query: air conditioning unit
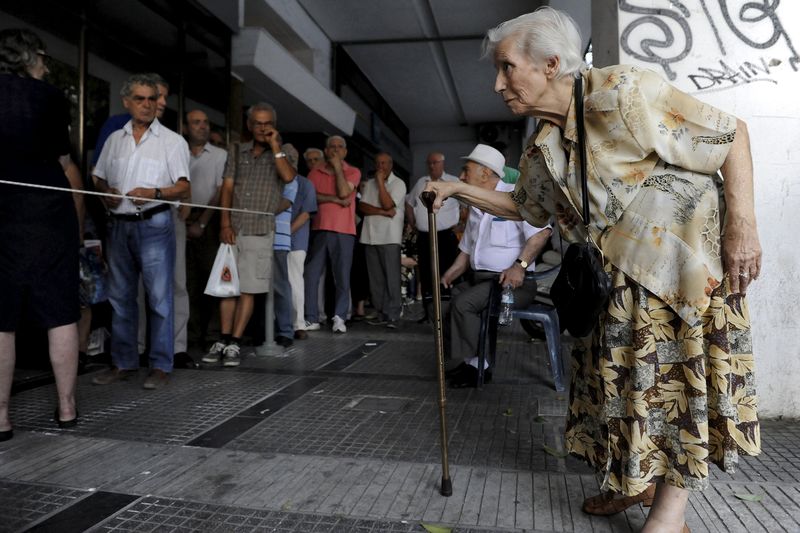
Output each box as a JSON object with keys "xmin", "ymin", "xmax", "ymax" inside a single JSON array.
[{"xmin": 476, "ymin": 122, "xmax": 520, "ymax": 151}]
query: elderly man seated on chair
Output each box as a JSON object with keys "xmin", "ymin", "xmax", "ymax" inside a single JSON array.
[{"xmin": 441, "ymin": 144, "xmax": 551, "ymax": 388}]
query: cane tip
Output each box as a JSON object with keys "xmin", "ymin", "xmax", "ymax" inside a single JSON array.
[{"xmin": 440, "ymin": 477, "xmax": 453, "ymax": 496}]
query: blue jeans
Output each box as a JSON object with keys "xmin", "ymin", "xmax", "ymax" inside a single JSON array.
[
  {"xmin": 107, "ymin": 210, "xmax": 176, "ymax": 372},
  {"xmin": 303, "ymin": 231, "xmax": 355, "ymax": 321}
]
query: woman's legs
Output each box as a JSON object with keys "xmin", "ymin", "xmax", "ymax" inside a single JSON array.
[
  {"xmin": 49, "ymin": 323, "xmax": 78, "ymax": 422},
  {"xmin": 0, "ymin": 332, "xmax": 15, "ymax": 431},
  {"xmin": 641, "ymin": 483, "xmax": 689, "ymax": 532}
]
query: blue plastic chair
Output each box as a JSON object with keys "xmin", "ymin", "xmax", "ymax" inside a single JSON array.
[{"xmin": 475, "ymin": 266, "xmax": 566, "ymax": 392}]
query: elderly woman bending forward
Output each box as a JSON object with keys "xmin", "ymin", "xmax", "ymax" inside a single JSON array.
[{"xmin": 425, "ymin": 7, "xmax": 761, "ymax": 533}]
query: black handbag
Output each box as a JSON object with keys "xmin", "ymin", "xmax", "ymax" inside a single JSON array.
[{"xmin": 550, "ymin": 74, "xmax": 612, "ymax": 337}]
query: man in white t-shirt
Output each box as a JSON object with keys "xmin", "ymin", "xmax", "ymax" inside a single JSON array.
[
  {"xmin": 441, "ymin": 145, "xmax": 551, "ymax": 388},
  {"xmin": 359, "ymin": 153, "xmax": 407, "ymax": 328}
]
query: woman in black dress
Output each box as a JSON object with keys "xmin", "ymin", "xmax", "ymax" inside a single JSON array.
[{"xmin": 0, "ymin": 28, "xmax": 80, "ymax": 440}]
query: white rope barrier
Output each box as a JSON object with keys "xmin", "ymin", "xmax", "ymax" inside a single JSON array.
[{"xmin": 0, "ymin": 179, "xmax": 274, "ymax": 217}]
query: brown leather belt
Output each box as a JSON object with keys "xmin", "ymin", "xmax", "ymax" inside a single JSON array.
[{"xmin": 109, "ymin": 202, "xmax": 171, "ymax": 222}]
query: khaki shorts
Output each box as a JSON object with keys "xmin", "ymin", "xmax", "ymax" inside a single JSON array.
[{"xmin": 234, "ymin": 234, "xmax": 274, "ymax": 294}]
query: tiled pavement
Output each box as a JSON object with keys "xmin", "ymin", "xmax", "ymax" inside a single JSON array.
[{"xmin": 2, "ymin": 310, "xmax": 799, "ymax": 532}]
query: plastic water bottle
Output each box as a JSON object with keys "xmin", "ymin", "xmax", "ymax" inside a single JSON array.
[{"xmin": 498, "ymin": 284, "xmax": 514, "ymax": 326}]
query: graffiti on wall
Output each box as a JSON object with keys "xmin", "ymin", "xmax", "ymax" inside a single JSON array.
[{"xmin": 619, "ymin": 0, "xmax": 799, "ymax": 92}]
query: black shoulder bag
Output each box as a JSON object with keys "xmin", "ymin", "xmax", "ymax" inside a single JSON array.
[{"xmin": 549, "ymin": 74, "xmax": 612, "ymax": 338}]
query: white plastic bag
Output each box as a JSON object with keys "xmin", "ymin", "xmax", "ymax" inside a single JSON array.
[{"xmin": 204, "ymin": 244, "xmax": 240, "ymax": 297}]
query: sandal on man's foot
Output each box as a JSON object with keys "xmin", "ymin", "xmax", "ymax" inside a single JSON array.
[{"xmin": 581, "ymin": 484, "xmax": 655, "ymax": 515}]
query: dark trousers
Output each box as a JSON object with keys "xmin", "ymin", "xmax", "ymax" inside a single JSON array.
[
  {"xmin": 186, "ymin": 218, "xmax": 219, "ymax": 346},
  {"xmin": 449, "ymin": 271, "xmax": 537, "ymax": 360},
  {"xmin": 364, "ymin": 243, "xmax": 402, "ymax": 321},
  {"xmin": 417, "ymin": 229, "xmax": 460, "ymax": 300},
  {"xmin": 304, "ymin": 231, "xmax": 355, "ymax": 321}
]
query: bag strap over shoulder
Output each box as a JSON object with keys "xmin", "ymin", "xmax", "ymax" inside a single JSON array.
[{"xmin": 573, "ymin": 73, "xmax": 589, "ymax": 231}]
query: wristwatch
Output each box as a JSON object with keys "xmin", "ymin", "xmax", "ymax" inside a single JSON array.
[
  {"xmin": 154, "ymin": 188, "xmax": 162, "ymax": 200},
  {"xmin": 515, "ymin": 258, "xmax": 529, "ymax": 268},
  {"xmin": 274, "ymin": 151, "xmax": 287, "ymax": 159}
]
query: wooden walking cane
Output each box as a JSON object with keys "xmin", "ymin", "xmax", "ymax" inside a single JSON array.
[{"xmin": 420, "ymin": 191, "xmax": 453, "ymax": 496}]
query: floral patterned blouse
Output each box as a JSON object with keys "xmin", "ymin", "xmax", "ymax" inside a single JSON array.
[{"xmin": 512, "ymin": 65, "xmax": 737, "ymax": 326}]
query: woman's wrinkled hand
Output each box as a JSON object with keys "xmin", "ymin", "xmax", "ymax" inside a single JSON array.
[
  {"xmin": 422, "ymin": 180, "xmax": 460, "ymax": 213},
  {"xmin": 722, "ymin": 216, "xmax": 761, "ymax": 294}
]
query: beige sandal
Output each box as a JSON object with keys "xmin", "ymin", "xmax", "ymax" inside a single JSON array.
[{"xmin": 581, "ymin": 484, "xmax": 656, "ymax": 515}]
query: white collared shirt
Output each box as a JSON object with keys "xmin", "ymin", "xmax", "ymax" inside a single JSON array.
[
  {"xmin": 189, "ymin": 142, "xmax": 227, "ymax": 206},
  {"xmin": 94, "ymin": 118, "xmax": 190, "ymax": 214},
  {"xmin": 459, "ymin": 181, "xmax": 547, "ymax": 272},
  {"xmin": 360, "ymin": 172, "xmax": 407, "ymax": 245},
  {"xmin": 406, "ymin": 172, "xmax": 461, "ymax": 232}
]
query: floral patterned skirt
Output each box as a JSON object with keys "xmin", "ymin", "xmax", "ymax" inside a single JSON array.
[{"xmin": 564, "ymin": 266, "xmax": 760, "ymax": 496}]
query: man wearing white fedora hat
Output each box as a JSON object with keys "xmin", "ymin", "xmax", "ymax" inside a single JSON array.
[{"xmin": 441, "ymin": 144, "xmax": 551, "ymax": 388}]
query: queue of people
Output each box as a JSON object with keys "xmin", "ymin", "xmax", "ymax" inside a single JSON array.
[{"xmin": 1, "ymin": 5, "xmax": 764, "ymax": 531}]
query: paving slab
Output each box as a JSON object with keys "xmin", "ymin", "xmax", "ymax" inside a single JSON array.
[{"xmin": 2, "ymin": 316, "xmax": 799, "ymax": 532}]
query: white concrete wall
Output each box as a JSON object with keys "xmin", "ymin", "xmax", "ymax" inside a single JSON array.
[
  {"xmin": 245, "ymin": 0, "xmax": 332, "ymax": 86},
  {"xmin": 600, "ymin": 1, "xmax": 800, "ymax": 418}
]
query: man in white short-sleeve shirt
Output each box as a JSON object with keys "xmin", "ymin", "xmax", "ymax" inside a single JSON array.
[
  {"xmin": 183, "ymin": 109, "xmax": 227, "ymax": 350},
  {"xmin": 91, "ymin": 74, "xmax": 190, "ymax": 390},
  {"xmin": 441, "ymin": 145, "xmax": 551, "ymax": 388},
  {"xmin": 359, "ymin": 152, "xmax": 407, "ymax": 328},
  {"xmin": 405, "ymin": 152, "xmax": 463, "ymax": 320}
]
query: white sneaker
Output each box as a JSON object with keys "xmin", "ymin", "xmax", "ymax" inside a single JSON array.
[
  {"xmin": 222, "ymin": 343, "xmax": 241, "ymax": 367},
  {"xmin": 304, "ymin": 321, "xmax": 321, "ymax": 331},
  {"xmin": 202, "ymin": 341, "xmax": 226, "ymax": 363},
  {"xmin": 332, "ymin": 315, "xmax": 347, "ymax": 333}
]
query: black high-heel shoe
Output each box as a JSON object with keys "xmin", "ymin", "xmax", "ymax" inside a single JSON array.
[
  {"xmin": 0, "ymin": 429, "xmax": 12, "ymax": 442},
  {"xmin": 54, "ymin": 408, "xmax": 79, "ymax": 429}
]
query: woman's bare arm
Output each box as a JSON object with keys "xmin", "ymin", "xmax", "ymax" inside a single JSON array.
[
  {"xmin": 719, "ymin": 118, "xmax": 761, "ymax": 294},
  {"xmin": 422, "ymin": 180, "xmax": 522, "ymax": 220}
]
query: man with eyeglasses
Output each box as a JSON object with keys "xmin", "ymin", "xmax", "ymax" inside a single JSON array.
[
  {"xmin": 91, "ymin": 73, "xmax": 170, "ymax": 168},
  {"xmin": 405, "ymin": 152, "xmax": 463, "ymax": 322},
  {"xmin": 88, "ymin": 73, "xmax": 195, "ymax": 368},
  {"xmin": 202, "ymin": 102, "xmax": 296, "ymax": 366},
  {"xmin": 91, "ymin": 74, "xmax": 190, "ymax": 390}
]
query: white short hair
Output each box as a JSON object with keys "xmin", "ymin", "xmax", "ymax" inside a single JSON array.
[
  {"xmin": 247, "ymin": 102, "xmax": 277, "ymax": 125},
  {"xmin": 483, "ymin": 6, "xmax": 585, "ymax": 79},
  {"xmin": 326, "ymin": 135, "xmax": 346, "ymax": 148}
]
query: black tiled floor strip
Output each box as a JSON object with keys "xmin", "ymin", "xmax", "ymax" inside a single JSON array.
[
  {"xmin": 186, "ymin": 377, "xmax": 326, "ymax": 448},
  {"xmin": 317, "ymin": 340, "xmax": 385, "ymax": 371},
  {"xmin": 186, "ymin": 342, "xmax": 386, "ymax": 448},
  {"xmin": 25, "ymin": 491, "xmax": 138, "ymax": 533}
]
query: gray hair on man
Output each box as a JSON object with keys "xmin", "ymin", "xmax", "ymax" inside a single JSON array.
[
  {"xmin": 282, "ymin": 143, "xmax": 299, "ymax": 168},
  {"xmin": 304, "ymin": 147, "xmax": 323, "ymax": 158},
  {"xmin": 482, "ymin": 6, "xmax": 585, "ymax": 79},
  {"xmin": 246, "ymin": 102, "xmax": 277, "ymax": 125},
  {"xmin": 120, "ymin": 73, "xmax": 158, "ymax": 98},
  {"xmin": 326, "ymin": 135, "xmax": 346, "ymax": 148},
  {"xmin": 143, "ymin": 72, "xmax": 169, "ymax": 91}
]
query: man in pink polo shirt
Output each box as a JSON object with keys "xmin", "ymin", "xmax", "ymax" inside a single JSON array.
[{"xmin": 303, "ymin": 135, "xmax": 361, "ymax": 333}]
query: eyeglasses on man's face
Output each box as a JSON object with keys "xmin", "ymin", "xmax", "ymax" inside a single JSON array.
[{"xmin": 130, "ymin": 95, "xmax": 158, "ymax": 104}]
